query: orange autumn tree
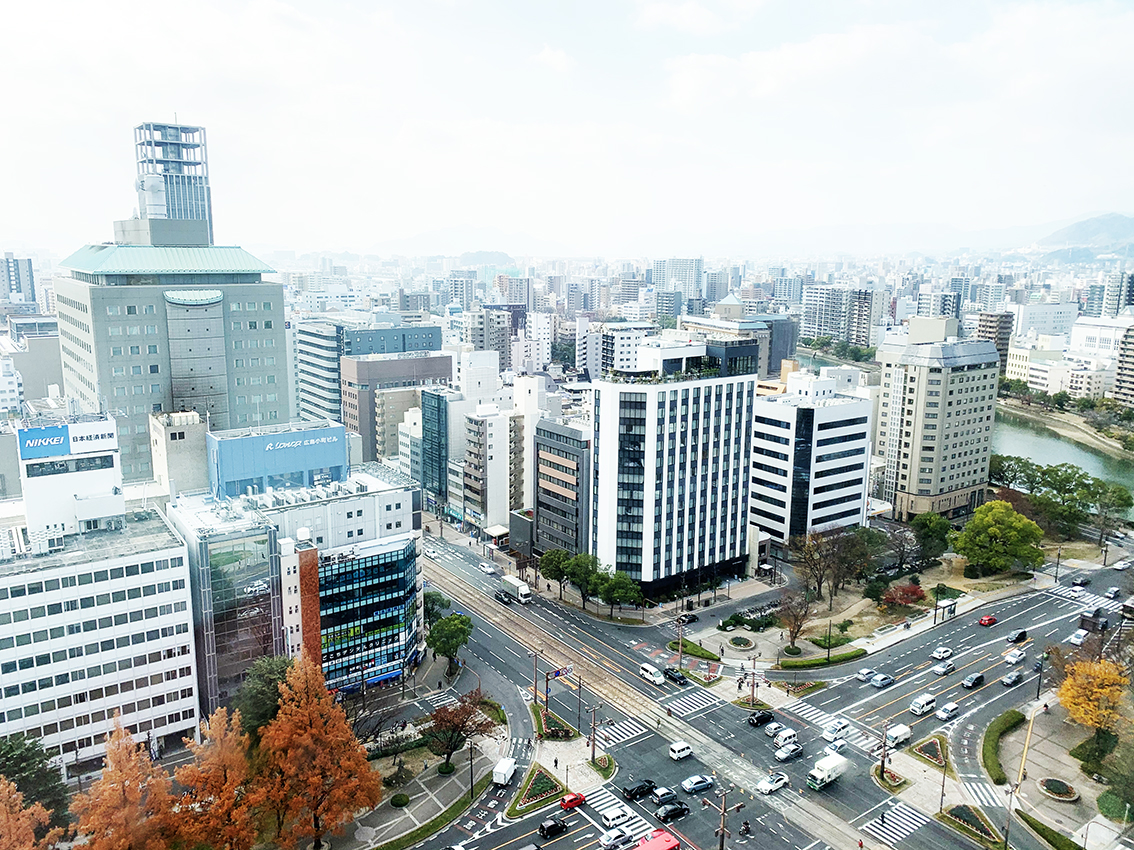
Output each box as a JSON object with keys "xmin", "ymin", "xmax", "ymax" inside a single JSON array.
[
  {"xmin": 175, "ymin": 707, "xmax": 257, "ymax": 850},
  {"xmin": 251, "ymin": 652, "xmax": 382, "ymax": 849},
  {"xmin": 0, "ymin": 775, "xmax": 61, "ymax": 850},
  {"xmin": 71, "ymin": 717, "xmax": 173, "ymax": 850}
]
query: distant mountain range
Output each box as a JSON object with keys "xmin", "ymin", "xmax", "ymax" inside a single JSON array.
[{"xmin": 1033, "ymin": 213, "xmax": 1134, "ymax": 257}]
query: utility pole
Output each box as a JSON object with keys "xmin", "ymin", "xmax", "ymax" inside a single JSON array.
[
  {"xmin": 527, "ymin": 649, "xmax": 543, "ymax": 705},
  {"xmin": 1054, "ymin": 544, "xmax": 1062, "ymax": 582},
  {"xmin": 587, "ymin": 703, "xmax": 603, "ymax": 764},
  {"xmin": 826, "ymin": 619, "xmax": 832, "ymax": 663},
  {"xmin": 701, "ymin": 781, "xmax": 745, "ymax": 850},
  {"xmin": 1035, "ymin": 651, "xmax": 1047, "ymax": 700},
  {"xmin": 749, "ymin": 657, "xmax": 758, "ymax": 708},
  {"xmin": 577, "ymin": 675, "xmax": 583, "ymax": 733},
  {"xmin": 677, "ymin": 619, "xmax": 684, "ymax": 670},
  {"xmin": 468, "ymin": 737, "xmax": 475, "ymax": 802},
  {"xmin": 879, "ymin": 718, "xmax": 890, "ymax": 781}
]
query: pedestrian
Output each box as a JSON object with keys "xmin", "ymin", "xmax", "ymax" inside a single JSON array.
[
  {"xmin": 859, "ymin": 841, "xmax": 864, "ymax": 849},
  {"xmin": 438, "ymin": 680, "xmax": 442, "ymax": 690},
  {"xmin": 880, "ymin": 811, "xmax": 885, "ymax": 826},
  {"xmin": 779, "ymin": 631, "xmax": 784, "ymax": 640},
  {"xmin": 554, "ymin": 758, "xmax": 558, "ymax": 770},
  {"xmin": 657, "ymin": 718, "xmax": 662, "ymax": 729}
]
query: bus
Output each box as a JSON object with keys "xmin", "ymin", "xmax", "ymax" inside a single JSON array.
[
  {"xmin": 637, "ymin": 829, "xmax": 681, "ymax": 850},
  {"xmin": 1122, "ymin": 596, "xmax": 1134, "ymax": 621}
]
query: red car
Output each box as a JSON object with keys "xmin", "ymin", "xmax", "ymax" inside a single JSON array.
[
  {"xmin": 979, "ymin": 615, "xmax": 998, "ymax": 627},
  {"xmin": 560, "ymin": 792, "xmax": 586, "ymax": 810}
]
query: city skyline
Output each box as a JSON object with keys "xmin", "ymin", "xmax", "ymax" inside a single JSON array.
[{"xmin": 2, "ymin": 1, "xmax": 1133, "ymax": 258}]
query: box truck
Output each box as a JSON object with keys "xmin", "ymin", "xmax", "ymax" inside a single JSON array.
[
  {"xmin": 500, "ymin": 575, "xmax": 532, "ymax": 603},
  {"xmin": 886, "ymin": 724, "xmax": 912, "ymax": 748},
  {"xmin": 493, "ymin": 757, "xmax": 517, "ymax": 785},
  {"xmin": 806, "ymin": 754, "xmax": 849, "ymax": 790}
]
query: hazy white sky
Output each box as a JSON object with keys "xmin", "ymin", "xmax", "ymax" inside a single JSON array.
[{"xmin": 3, "ymin": 0, "xmax": 1132, "ymax": 258}]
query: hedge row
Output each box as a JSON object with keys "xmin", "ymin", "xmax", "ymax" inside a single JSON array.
[
  {"xmin": 667, "ymin": 638, "xmax": 721, "ymax": 661},
  {"xmin": 1016, "ymin": 809, "xmax": 1084, "ymax": 850},
  {"xmin": 982, "ymin": 709, "xmax": 1026, "ymax": 785},
  {"xmin": 779, "ymin": 648, "xmax": 867, "ymax": 669}
]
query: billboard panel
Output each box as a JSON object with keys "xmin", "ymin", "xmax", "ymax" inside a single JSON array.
[
  {"xmin": 68, "ymin": 419, "xmax": 118, "ymax": 455},
  {"xmin": 18, "ymin": 425, "xmax": 70, "ymax": 460}
]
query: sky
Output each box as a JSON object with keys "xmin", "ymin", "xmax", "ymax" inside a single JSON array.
[{"xmin": 3, "ymin": 0, "xmax": 1133, "ymax": 260}]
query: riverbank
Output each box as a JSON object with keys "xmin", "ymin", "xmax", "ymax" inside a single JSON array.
[{"xmin": 996, "ymin": 399, "xmax": 1134, "ymax": 461}]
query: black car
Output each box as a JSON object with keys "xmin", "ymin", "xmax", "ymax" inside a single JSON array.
[
  {"xmin": 962, "ymin": 672, "xmax": 985, "ymax": 689},
  {"xmin": 1072, "ymin": 577, "xmax": 1091, "ymax": 587},
  {"xmin": 747, "ymin": 710, "xmax": 775, "ymax": 727},
  {"xmin": 539, "ymin": 817, "xmax": 568, "ymax": 838},
  {"xmin": 493, "ymin": 590, "xmax": 513, "ymax": 604},
  {"xmin": 1007, "ymin": 629, "xmax": 1027, "ymax": 643},
  {"xmin": 664, "ymin": 667, "xmax": 688, "ymax": 686},
  {"xmin": 1002, "ymin": 670, "xmax": 1024, "ymax": 687},
  {"xmin": 622, "ymin": 779, "xmax": 657, "ymax": 801},
  {"xmin": 675, "ymin": 613, "xmax": 700, "ymax": 625},
  {"xmin": 655, "ymin": 801, "xmax": 690, "ymax": 823}
]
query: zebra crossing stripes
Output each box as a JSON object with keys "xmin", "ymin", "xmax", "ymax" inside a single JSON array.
[
  {"xmin": 426, "ymin": 691, "xmax": 457, "ymax": 709},
  {"xmin": 965, "ymin": 782, "xmax": 1004, "ymax": 808},
  {"xmin": 593, "ymin": 719, "xmax": 650, "ymax": 749},
  {"xmin": 783, "ymin": 701, "xmax": 878, "ymax": 753},
  {"xmin": 861, "ymin": 802, "xmax": 931, "ymax": 844},
  {"xmin": 1045, "ymin": 586, "xmax": 1122, "ymax": 613},
  {"xmin": 663, "ymin": 688, "xmax": 723, "ymax": 716},
  {"xmin": 584, "ymin": 787, "xmax": 653, "ymax": 840}
]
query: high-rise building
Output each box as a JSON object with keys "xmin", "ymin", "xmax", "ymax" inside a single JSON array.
[
  {"xmin": 915, "ymin": 291, "xmax": 961, "ymax": 320},
  {"xmin": 653, "ymin": 258, "xmax": 704, "ymax": 300},
  {"xmin": 463, "ymin": 307, "xmax": 512, "ymax": 371},
  {"xmin": 446, "ymin": 271, "xmax": 478, "ymax": 310},
  {"xmin": 1111, "ymin": 310, "xmax": 1134, "ymax": 410},
  {"xmin": 801, "ymin": 286, "xmax": 849, "ymax": 341},
  {"xmin": 574, "ymin": 320, "xmax": 656, "ymax": 379},
  {"xmin": 462, "ymin": 404, "xmax": 523, "ymax": 536},
  {"xmin": 875, "ymin": 323, "xmax": 999, "ymax": 521},
  {"xmin": 1003, "ymin": 302, "xmax": 1079, "ymax": 338},
  {"xmin": 532, "ymin": 417, "xmax": 592, "ymax": 556},
  {"xmin": 1101, "ymin": 272, "xmax": 1134, "ymax": 319},
  {"xmin": 975, "ymin": 312, "xmax": 1014, "ymax": 373},
  {"xmin": 846, "ymin": 289, "xmax": 886, "ymax": 348},
  {"xmin": 134, "ymin": 122, "xmax": 214, "ymax": 245},
  {"xmin": 1, "ymin": 253, "xmax": 35, "ymax": 304}
]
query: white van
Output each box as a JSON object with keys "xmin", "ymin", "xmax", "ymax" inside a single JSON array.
[
  {"xmin": 639, "ymin": 663, "xmax": 664, "ymax": 685},
  {"xmin": 909, "ymin": 694, "xmax": 937, "ymax": 716},
  {"xmin": 773, "ymin": 728, "xmax": 798, "ymax": 748},
  {"xmin": 668, "ymin": 741, "xmax": 692, "ymax": 761}
]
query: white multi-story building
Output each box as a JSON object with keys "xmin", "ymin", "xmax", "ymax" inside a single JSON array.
[
  {"xmin": 397, "ymin": 408, "xmax": 422, "ymax": 482},
  {"xmin": 748, "ymin": 373, "xmax": 872, "ymax": 543},
  {"xmin": 1069, "ymin": 314, "xmax": 1134, "ymax": 358},
  {"xmin": 0, "ymin": 358, "xmax": 23, "ymax": 414},
  {"xmin": 652, "ymin": 258, "xmax": 704, "ymax": 300},
  {"xmin": 801, "ymin": 286, "xmax": 849, "ymax": 341},
  {"xmin": 574, "ymin": 320, "xmax": 656, "ymax": 379},
  {"xmin": 1003, "ymin": 302, "xmax": 1080, "ymax": 338}
]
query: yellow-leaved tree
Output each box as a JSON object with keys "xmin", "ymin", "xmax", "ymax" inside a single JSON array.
[
  {"xmin": 1057, "ymin": 659, "xmax": 1129, "ymax": 735},
  {"xmin": 0, "ymin": 775, "xmax": 61, "ymax": 850}
]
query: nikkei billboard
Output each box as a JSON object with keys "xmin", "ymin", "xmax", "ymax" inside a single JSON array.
[{"xmin": 18, "ymin": 418, "xmax": 118, "ymax": 460}]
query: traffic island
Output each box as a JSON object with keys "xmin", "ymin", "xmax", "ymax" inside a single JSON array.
[
  {"xmin": 982, "ymin": 709, "xmax": 1026, "ymax": 784},
  {"xmin": 1038, "ymin": 777, "xmax": 1080, "ymax": 802},
  {"xmin": 936, "ymin": 804, "xmax": 1003, "ymax": 849},
  {"xmin": 506, "ymin": 762, "xmax": 566, "ymax": 818},
  {"xmin": 588, "ymin": 753, "xmax": 616, "ymax": 780},
  {"xmin": 910, "ymin": 735, "xmax": 956, "ymax": 778},
  {"xmin": 872, "ymin": 764, "xmax": 909, "ymax": 792},
  {"xmin": 667, "ymin": 638, "xmax": 721, "ymax": 661},
  {"xmin": 530, "ymin": 703, "xmax": 579, "ymax": 740}
]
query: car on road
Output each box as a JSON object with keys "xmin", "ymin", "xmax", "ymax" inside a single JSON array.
[
  {"xmin": 979, "ymin": 615, "xmax": 998, "ymax": 627},
  {"xmin": 1007, "ymin": 629, "xmax": 1028, "ymax": 643},
  {"xmin": 479, "ymin": 563, "xmax": 496, "ymax": 575},
  {"xmin": 1068, "ymin": 586, "xmax": 1085, "ymax": 598},
  {"xmin": 599, "ymin": 825, "xmax": 635, "ymax": 848},
  {"xmin": 664, "ymin": 667, "xmax": 688, "ymax": 686},
  {"xmin": 492, "ymin": 590, "xmax": 513, "ymax": 604},
  {"xmin": 931, "ymin": 646, "xmax": 953, "ymax": 660},
  {"xmin": 1005, "ymin": 649, "xmax": 1027, "ymax": 665},
  {"xmin": 936, "ymin": 702, "xmax": 961, "ymax": 721},
  {"xmin": 747, "ymin": 710, "xmax": 775, "ymax": 727},
  {"xmin": 539, "ymin": 818, "xmax": 569, "ymax": 839},
  {"xmin": 1072, "ymin": 577, "xmax": 1091, "ymax": 587},
  {"xmin": 650, "ymin": 787, "xmax": 676, "ymax": 806},
  {"xmin": 1002, "ymin": 670, "xmax": 1024, "ymax": 687},
  {"xmin": 756, "ymin": 772, "xmax": 790, "ymax": 795},
  {"xmin": 932, "ymin": 660, "xmax": 956, "ymax": 676},
  {"xmin": 822, "ymin": 719, "xmax": 850, "ymax": 741},
  {"xmin": 600, "ymin": 806, "xmax": 633, "ymax": 829},
  {"xmin": 1105, "ymin": 587, "xmax": 1122, "ymax": 599},
  {"xmin": 560, "ymin": 792, "xmax": 586, "ymax": 810},
  {"xmin": 1112, "ymin": 560, "xmax": 1130, "ymax": 571},
  {"xmin": 870, "ymin": 673, "xmax": 895, "ymax": 688},
  {"xmin": 424, "ymin": 549, "xmax": 437, "ymax": 558},
  {"xmin": 824, "ymin": 739, "xmax": 849, "ymax": 756},
  {"xmin": 681, "ymin": 775, "xmax": 714, "ymax": 793},
  {"xmin": 856, "ymin": 668, "xmax": 877, "ymax": 682},
  {"xmin": 655, "ymin": 801, "xmax": 690, "ymax": 822},
  {"xmin": 774, "ymin": 743, "xmax": 804, "ymax": 762},
  {"xmin": 1069, "ymin": 629, "xmax": 1089, "ymax": 646},
  {"xmin": 622, "ymin": 779, "xmax": 656, "ymax": 801},
  {"xmin": 764, "ymin": 722, "xmax": 785, "ymax": 738},
  {"xmin": 962, "ymin": 672, "xmax": 985, "ymax": 689},
  {"xmin": 675, "ymin": 613, "xmax": 700, "ymax": 625}
]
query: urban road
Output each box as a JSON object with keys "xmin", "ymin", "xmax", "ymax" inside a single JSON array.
[{"xmin": 410, "ymin": 533, "xmax": 1131, "ymax": 850}]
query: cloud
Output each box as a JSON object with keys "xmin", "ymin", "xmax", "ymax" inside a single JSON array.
[
  {"xmin": 635, "ymin": 1, "xmax": 723, "ymax": 34},
  {"xmin": 533, "ymin": 44, "xmax": 575, "ymax": 73}
]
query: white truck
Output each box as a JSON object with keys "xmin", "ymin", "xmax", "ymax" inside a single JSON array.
[
  {"xmin": 500, "ymin": 575, "xmax": 532, "ymax": 603},
  {"xmin": 493, "ymin": 757, "xmax": 517, "ymax": 785},
  {"xmin": 886, "ymin": 724, "xmax": 912, "ymax": 749},
  {"xmin": 806, "ymin": 754, "xmax": 849, "ymax": 790}
]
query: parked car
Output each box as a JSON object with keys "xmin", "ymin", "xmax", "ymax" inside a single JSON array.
[
  {"xmin": 560, "ymin": 792, "xmax": 586, "ymax": 810},
  {"xmin": 1004, "ymin": 649, "xmax": 1027, "ymax": 665},
  {"xmin": 664, "ymin": 667, "xmax": 688, "ymax": 686},
  {"xmin": 681, "ymin": 775, "xmax": 714, "ymax": 793},
  {"xmin": 1002, "ymin": 670, "xmax": 1024, "ymax": 687},
  {"xmin": 493, "ymin": 590, "xmax": 513, "ymax": 604},
  {"xmin": 650, "ymin": 787, "xmax": 676, "ymax": 806},
  {"xmin": 539, "ymin": 818, "xmax": 568, "ymax": 839},
  {"xmin": 747, "ymin": 710, "xmax": 775, "ymax": 727},
  {"xmin": 756, "ymin": 772, "xmax": 790, "ymax": 795},
  {"xmin": 979, "ymin": 615, "xmax": 998, "ymax": 627},
  {"xmin": 936, "ymin": 702, "xmax": 961, "ymax": 721},
  {"xmin": 764, "ymin": 722, "xmax": 785, "ymax": 738},
  {"xmin": 931, "ymin": 646, "xmax": 953, "ymax": 660},
  {"xmin": 962, "ymin": 672, "xmax": 985, "ymax": 689},
  {"xmin": 932, "ymin": 660, "xmax": 955, "ymax": 676},
  {"xmin": 870, "ymin": 673, "xmax": 895, "ymax": 688},
  {"xmin": 622, "ymin": 779, "xmax": 657, "ymax": 801},
  {"xmin": 655, "ymin": 801, "xmax": 690, "ymax": 822},
  {"xmin": 774, "ymin": 743, "xmax": 804, "ymax": 762},
  {"xmin": 824, "ymin": 739, "xmax": 849, "ymax": 756},
  {"xmin": 856, "ymin": 668, "xmax": 877, "ymax": 682}
]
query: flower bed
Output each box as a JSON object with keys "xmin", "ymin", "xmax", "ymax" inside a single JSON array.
[
  {"xmin": 773, "ymin": 681, "xmax": 826, "ymax": 697},
  {"xmin": 518, "ymin": 767, "xmax": 561, "ymax": 807},
  {"xmin": 589, "ymin": 754, "xmax": 615, "ymax": 780},
  {"xmin": 914, "ymin": 737, "xmax": 946, "ymax": 767},
  {"xmin": 729, "ymin": 636, "xmax": 754, "ymax": 648},
  {"xmin": 872, "ymin": 765, "xmax": 907, "ymax": 791},
  {"xmin": 944, "ymin": 805, "xmax": 1000, "ymax": 842},
  {"xmin": 1038, "ymin": 778, "xmax": 1079, "ymax": 801}
]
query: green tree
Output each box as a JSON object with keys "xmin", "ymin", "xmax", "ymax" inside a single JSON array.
[
  {"xmin": 1015, "ymin": 457, "xmax": 1044, "ymax": 493},
  {"xmin": 233, "ymin": 655, "xmax": 294, "ymax": 740},
  {"xmin": 598, "ymin": 571, "xmax": 642, "ymax": 618},
  {"xmin": 1084, "ymin": 478, "xmax": 1134, "ymax": 546},
  {"xmin": 540, "ymin": 549, "xmax": 571, "ymax": 600},
  {"xmin": 1051, "ymin": 391, "xmax": 1071, "ymax": 411},
  {"xmin": 567, "ymin": 554, "xmax": 602, "ymax": 611},
  {"xmin": 423, "ymin": 590, "xmax": 451, "ymax": 628},
  {"xmin": 426, "ymin": 613, "xmax": 473, "ymax": 676},
  {"xmin": 0, "ymin": 734, "xmax": 70, "ymax": 834},
  {"xmin": 988, "ymin": 454, "xmax": 1023, "ymax": 488},
  {"xmin": 910, "ymin": 512, "xmax": 950, "ymax": 566},
  {"xmin": 1074, "ymin": 396, "xmax": 1098, "ymax": 413},
  {"xmin": 1031, "ymin": 462, "xmax": 1093, "ymax": 538},
  {"xmin": 658, "ymin": 316, "xmax": 677, "ymax": 330},
  {"xmin": 951, "ymin": 500, "xmax": 1044, "ymax": 576}
]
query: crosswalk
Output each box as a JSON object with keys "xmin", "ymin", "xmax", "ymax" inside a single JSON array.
[
  {"xmin": 965, "ymin": 781, "xmax": 1005, "ymax": 808},
  {"xmin": 593, "ymin": 719, "xmax": 650, "ymax": 749},
  {"xmin": 425, "ymin": 690, "xmax": 458, "ymax": 709},
  {"xmin": 861, "ymin": 802, "xmax": 931, "ymax": 844},
  {"xmin": 783, "ymin": 700, "xmax": 880, "ymax": 754},
  {"xmin": 1045, "ymin": 585, "xmax": 1122, "ymax": 613},
  {"xmin": 584, "ymin": 786, "xmax": 653, "ymax": 841},
  {"xmin": 663, "ymin": 688, "xmax": 724, "ymax": 717}
]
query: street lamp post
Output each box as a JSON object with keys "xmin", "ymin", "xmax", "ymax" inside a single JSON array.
[
  {"xmin": 527, "ymin": 649, "xmax": 543, "ymax": 706},
  {"xmin": 586, "ymin": 704, "xmax": 604, "ymax": 764},
  {"xmin": 826, "ymin": 619, "xmax": 832, "ymax": 663},
  {"xmin": 468, "ymin": 737, "xmax": 475, "ymax": 802},
  {"xmin": 939, "ymin": 740, "xmax": 948, "ymax": 813},
  {"xmin": 1003, "ymin": 781, "xmax": 1019, "ymax": 850},
  {"xmin": 1035, "ymin": 652, "xmax": 1048, "ymax": 701},
  {"xmin": 701, "ymin": 782, "xmax": 745, "ymax": 850},
  {"xmin": 1102, "ymin": 542, "xmax": 1110, "ymax": 568}
]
